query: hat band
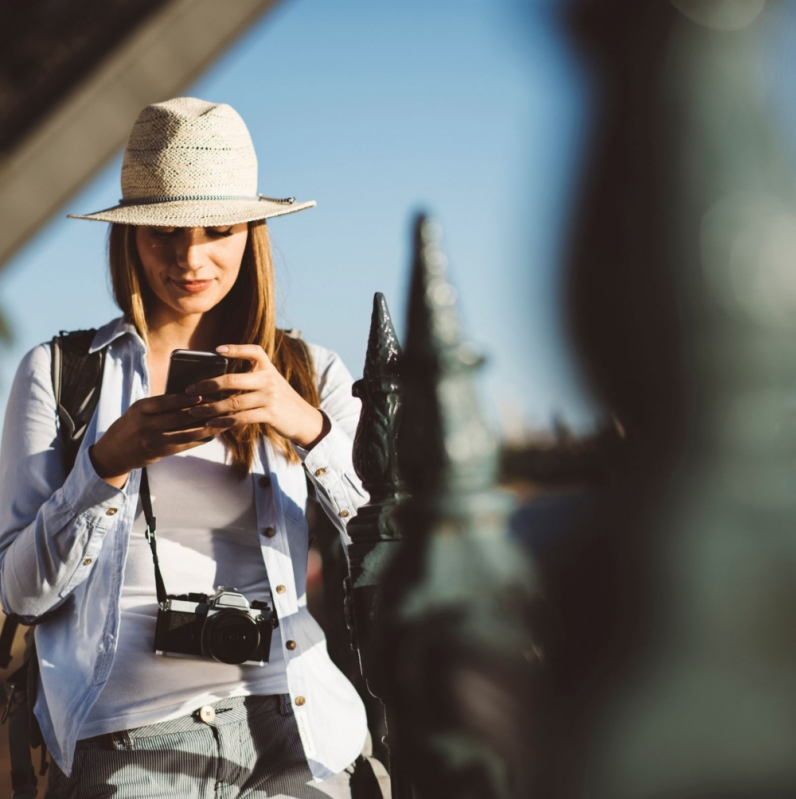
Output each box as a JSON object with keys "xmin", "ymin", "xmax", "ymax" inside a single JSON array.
[{"xmin": 119, "ymin": 194, "xmax": 296, "ymax": 206}]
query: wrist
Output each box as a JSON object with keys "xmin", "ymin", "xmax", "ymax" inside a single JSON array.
[
  {"xmin": 292, "ymin": 408, "xmax": 329, "ymax": 451},
  {"xmin": 89, "ymin": 444, "xmax": 130, "ymax": 489}
]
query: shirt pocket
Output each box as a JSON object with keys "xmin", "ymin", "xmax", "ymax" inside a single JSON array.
[
  {"xmin": 283, "ymin": 512, "xmax": 310, "ymax": 600},
  {"xmin": 282, "ymin": 494, "xmax": 307, "ymax": 523},
  {"xmin": 280, "ymin": 470, "xmax": 309, "ymax": 523}
]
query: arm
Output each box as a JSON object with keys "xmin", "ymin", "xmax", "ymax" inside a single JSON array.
[
  {"xmin": 0, "ymin": 342, "xmax": 232, "ymax": 621},
  {"xmin": 0, "ymin": 344, "xmax": 127, "ymax": 621},
  {"xmin": 294, "ymin": 345, "xmax": 368, "ymax": 541}
]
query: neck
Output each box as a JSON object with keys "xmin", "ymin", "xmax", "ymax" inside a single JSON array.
[{"xmin": 146, "ymin": 307, "xmax": 222, "ymax": 357}]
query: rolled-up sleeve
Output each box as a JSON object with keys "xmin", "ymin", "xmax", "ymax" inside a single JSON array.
[
  {"xmin": 293, "ymin": 345, "xmax": 368, "ymax": 542},
  {"xmin": 0, "ymin": 344, "xmax": 127, "ymax": 621}
]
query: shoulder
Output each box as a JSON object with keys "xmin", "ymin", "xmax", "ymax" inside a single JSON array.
[
  {"xmin": 14, "ymin": 342, "xmax": 53, "ymax": 386},
  {"xmin": 24, "ymin": 341, "xmax": 53, "ymax": 371},
  {"xmin": 303, "ymin": 340, "xmax": 343, "ymax": 371},
  {"xmin": 25, "ymin": 317, "xmax": 129, "ymax": 363},
  {"xmin": 302, "ymin": 341, "xmax": 356, "ymax": 391},
  {"xmin": 5, "ymin": 343, "xmax": 56, "ymax": 424},
  {"xmin": 12, "ymin": 315, "xmax": 128, "ymax": 395},
  {"xmin": 279, "ymin": 331, "xmax": 353, "ymax": 384}
]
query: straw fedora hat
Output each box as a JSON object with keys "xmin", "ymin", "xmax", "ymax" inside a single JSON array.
[{"xmin": 68, "ymin": 97, "xmax": 315, "ymax": 227}]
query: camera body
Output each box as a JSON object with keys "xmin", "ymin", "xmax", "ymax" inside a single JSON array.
[{"xmin": 154, "ymin": 587, "xmax": 278, "ymax": 666}]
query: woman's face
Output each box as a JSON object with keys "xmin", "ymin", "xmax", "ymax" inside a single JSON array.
[{"xmin": 135, "ymin": 224, "xmax": 249, "ymax": 323}]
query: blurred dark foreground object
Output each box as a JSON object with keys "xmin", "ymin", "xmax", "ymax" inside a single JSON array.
[
  {"xmin": 542, "ymin": 1, "xmax": 796, "ymax": 797},
  {"xmin": 372, "ymin": 217, "xmax": 542, "ymax": 799}
]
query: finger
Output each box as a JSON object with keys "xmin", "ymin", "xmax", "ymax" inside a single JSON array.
[
  {"xmin": 150, "ymin": 407, "xmax": 215, "ymax": 431},
  {"xmin": 215, "ymin": 344, "xmax": 271, "ymax": 370},
  {"xmin": 186, "ymin": 389, "xmax": 268, "ymax": 419},
  {"xmin": 136, "ymin": 393, "xmax": 203, "ymax": 415},
  {"xmin": 206, "ymin": 409, "xmax": 264, "ymax": 430},
  {"xmin": 186, "ymin": 371, "xmax": 264, "ymax": 397},
  {"xmin": 158, "ymin": 424, "xmax": 222, "ymax": 447}
]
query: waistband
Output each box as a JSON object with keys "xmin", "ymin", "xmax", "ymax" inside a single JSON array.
[{"xmin": 76, "ymin": 694, "xmax": 292, "ymax": 750}]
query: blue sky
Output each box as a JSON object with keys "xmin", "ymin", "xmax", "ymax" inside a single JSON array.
[{"xmin": 0, "ymin": 0, "xmax": 598, "ymax": 436}]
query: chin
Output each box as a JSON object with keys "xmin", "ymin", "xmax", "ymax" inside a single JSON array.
[{"xmin": 171, "ymin": 297, "xmax": 222, "ymax": 317}]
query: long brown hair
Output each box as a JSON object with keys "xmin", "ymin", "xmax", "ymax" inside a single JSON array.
[{"xmin": 108, "ymin": 220, "xmax": 320, "ymax": 477}]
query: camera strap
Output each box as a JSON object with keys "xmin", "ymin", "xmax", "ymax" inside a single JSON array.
[{"xmin": 139, "ymin": 467, "xmax": 169, "ymax": 608}]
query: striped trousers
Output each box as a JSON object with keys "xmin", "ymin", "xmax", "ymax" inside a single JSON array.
[{"xmin": 44, "ymin": 695, "xmax": 385, "ymax": 798}]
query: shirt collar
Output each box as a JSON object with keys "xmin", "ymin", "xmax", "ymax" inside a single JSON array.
[{"xmin": 89, "ymin": 316, "xmax": 142, "ymax": 353}]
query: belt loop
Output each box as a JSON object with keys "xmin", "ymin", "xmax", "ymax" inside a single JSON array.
[{"xmin": 279, "ymin": 694, "xmax": 292, "ymax": 716}]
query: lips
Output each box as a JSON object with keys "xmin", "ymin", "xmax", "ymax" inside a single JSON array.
[{"xmin": 172, "ymin": 279, "xmax": 213, "ymax": 293}]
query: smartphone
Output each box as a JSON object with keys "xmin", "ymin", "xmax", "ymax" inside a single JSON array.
[{"xmin": 166, "ymin": 350, "xmax": 229, "ymax": 398}]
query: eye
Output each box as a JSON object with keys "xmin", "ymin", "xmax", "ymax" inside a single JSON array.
[
  {"xmin": 206, "ymin": 227, "xmax": 234, "ymax": 238},
  {"xmin": 149, "ymin": 226, "xmax": 177, "ymax": 238}
]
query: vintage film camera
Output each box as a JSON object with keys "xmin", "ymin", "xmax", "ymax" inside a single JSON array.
[{"xmin": 154, "ymin": 587, "xmax": 278, "ymax": 666}]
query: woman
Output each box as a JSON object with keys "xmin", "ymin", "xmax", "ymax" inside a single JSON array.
[{"xmin": 0, "ymin": 97, "xmax": 372, "ymax": 797}]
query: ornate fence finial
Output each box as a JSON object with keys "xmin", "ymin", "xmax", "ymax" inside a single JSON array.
[{"xmin": 352, "ymin": 292, "xmax": 404, "ymax": 505}]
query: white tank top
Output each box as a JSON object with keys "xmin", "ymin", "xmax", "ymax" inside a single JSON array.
[{"xmin": 80, "ymin": 438, "xmax": 288, "ymax": 739}]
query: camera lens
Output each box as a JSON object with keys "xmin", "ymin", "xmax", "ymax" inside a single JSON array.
[{"xmin": 203, "ymin": 611, "xmax": 261, "ymax": 664}]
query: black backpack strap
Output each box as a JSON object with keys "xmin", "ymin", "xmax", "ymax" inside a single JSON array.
[{"xmin": 51, "ymin": 329, "xmax": 105, "ymax": 474}]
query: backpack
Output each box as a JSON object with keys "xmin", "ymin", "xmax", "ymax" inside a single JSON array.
[{"xmin": 1, "ymin": 329, "xmax": 105, "ymax": 799}]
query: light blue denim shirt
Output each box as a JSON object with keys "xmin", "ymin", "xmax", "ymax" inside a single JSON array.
[{"xmin": 0, "ymin": 317, "xmax": 369, "ymax": 778}]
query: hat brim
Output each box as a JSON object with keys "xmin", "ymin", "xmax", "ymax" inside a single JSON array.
[{"xmin": 67, "ymin": 197, "xmax": 316, "ymax": 227}]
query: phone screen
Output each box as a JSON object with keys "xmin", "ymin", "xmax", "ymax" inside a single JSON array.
[{"xmin": 166, "ymin": 350, "xmax": 229, "ymax": 397}]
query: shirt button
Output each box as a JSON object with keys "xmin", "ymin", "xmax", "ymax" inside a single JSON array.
[
  {"xmin": 295, "ymin": 696, "xmax": 306, "ymax": 707},
  {"xmin": 314, "ymin": 468, "xmax": 327, "ymax": 477},
  {"xmin": 264, "ymin": 527, "xmax": 276, "ymax": 538},
  {"xmin": 106, "ymin": 508, "xmax": 118, "ymax": 516},
  {"xmin": 258, "ymin": 475, "xmax": 271, "ymax": 488},
  {"xmin": 286, "ymin": 640, "xmax": 297, "ymax": 651},
  {"xmin": 339, "ymin": 509, "xmax": 350, "ymax": 519},
  {"xmin": 276, "ymin": 585, "xmax": 286, "ymax": 594},
  {"xmin": 198, "ymin": 705, "xmax": 216, "ymax": 723},
  {"xmin": 83, "ymin": 558, "xmax": 93, "ymax": 566}
]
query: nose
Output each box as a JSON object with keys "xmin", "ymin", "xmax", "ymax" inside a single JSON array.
[{"xmin": 174, "ymin": 228, "xmax": 207, "ymax": 271}]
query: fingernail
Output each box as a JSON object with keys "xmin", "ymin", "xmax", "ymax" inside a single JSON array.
[
  {"xmin": 188, "ymin": 406, "xmax": 212, "ymax": 416},
  {"xmin": 216, "ymin": 346, "xmax": 230, "ymax": 353},
  {"xmin": 185, "ymin": 385, "xmax": 198, "ymax": 396},
  {"xmin": 207, "ymin": 417, "xmax": 233, "ymax": 428}
]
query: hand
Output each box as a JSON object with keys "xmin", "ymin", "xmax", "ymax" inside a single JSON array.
[
  {"xmin": 184, "ymin": 344, "xmax": 327, "ymax": 449},
  {"xmin": 90, "ymin": 392, "xmax": 220, "ymax": 488}
]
